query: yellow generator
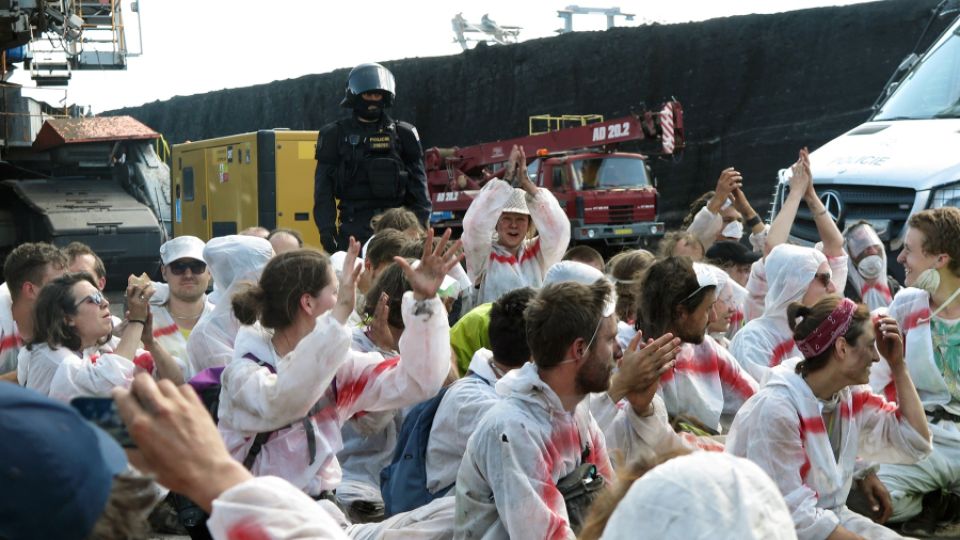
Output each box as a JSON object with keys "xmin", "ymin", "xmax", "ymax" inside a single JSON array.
[{"xmin": 171, "ymin": 130, "xmax": 321, "ymax": 247}]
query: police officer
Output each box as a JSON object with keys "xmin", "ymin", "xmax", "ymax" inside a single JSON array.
[{"xmin": 313, "ymin": 63, "xmax": 431, "ymax": 251}]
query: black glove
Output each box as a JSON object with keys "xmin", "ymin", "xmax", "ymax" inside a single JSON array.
[{"xmin": 321, "ymin": 231, "xmax": 338, "ymax": 253}]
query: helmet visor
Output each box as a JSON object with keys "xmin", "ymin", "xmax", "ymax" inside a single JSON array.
[{"xmin": 347, "ymin": 64, "xmax": 396, "ymax": 98}]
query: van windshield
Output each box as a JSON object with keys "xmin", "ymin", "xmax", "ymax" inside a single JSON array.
[
  {"xmin": 874, "ymin": 22, "xmax": 960, "ymax": 120},
  {"xmin": 569, "ymin": 156, "xmax": 650, "ymax": 190}
]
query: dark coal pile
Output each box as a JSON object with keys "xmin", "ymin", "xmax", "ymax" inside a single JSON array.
[{"xmin": 107, "ymin": 0, "xmax": 948, "ymax": 225}]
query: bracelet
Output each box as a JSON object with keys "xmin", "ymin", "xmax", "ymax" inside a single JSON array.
[
  {"xmin": 745, "ymin": 215, "xmax": 762, "ymax": 228},
  {"xmin": 127, "ymin": 319, "xmax": 147, "ymax": 326},
  {"xmin": 812, "ymin": 208, "xmax": 828, "ymax": 218}
]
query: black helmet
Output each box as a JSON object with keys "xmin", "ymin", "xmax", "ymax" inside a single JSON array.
[{"xmin": 340, "ymin": 63, "xmax": 396, "ymax": 108}]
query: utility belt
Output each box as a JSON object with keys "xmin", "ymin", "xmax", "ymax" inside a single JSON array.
[{"xmin": 927, "ymin": 408, "xmax": 960, "ymax": 424}]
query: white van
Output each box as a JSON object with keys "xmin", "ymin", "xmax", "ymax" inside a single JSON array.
[{"xmin": 771, "ymin": 11, "xmax": 960, "ymax": 277}]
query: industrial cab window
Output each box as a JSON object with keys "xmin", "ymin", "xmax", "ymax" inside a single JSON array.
[{"xmin": 183, "ymin": 167, "xmax": 195, "ymax": 201}]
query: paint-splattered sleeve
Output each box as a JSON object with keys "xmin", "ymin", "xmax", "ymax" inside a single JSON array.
[
  {"xmin": 528, "ymin": 187, "xmax": 570, "ymax": 273},
  {"xmin": 333, "ymin": 293, "xmax": 450, "ymax": 420},
  {"xmin": 462, "ymin": 179, "xmax": 513, "ymax": 283}
]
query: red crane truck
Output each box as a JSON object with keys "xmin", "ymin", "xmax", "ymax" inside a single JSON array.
[{"xmin": 425, "ymin": 101, "xmax": 684, "ymax": 249}]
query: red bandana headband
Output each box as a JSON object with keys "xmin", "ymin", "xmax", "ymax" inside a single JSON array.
[{"xmin": 796, "ymin": 298, "xmax": 858, "ymax": 358}]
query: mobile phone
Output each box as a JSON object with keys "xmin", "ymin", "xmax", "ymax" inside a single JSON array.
[{"xmin": 71, "ymin": 396, "xmax": 136, "ymax": 448}]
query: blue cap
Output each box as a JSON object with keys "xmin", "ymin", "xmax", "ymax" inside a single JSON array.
[{"xmin": 0, "ymin": 384, "xmax": 128, "ymax": 540}]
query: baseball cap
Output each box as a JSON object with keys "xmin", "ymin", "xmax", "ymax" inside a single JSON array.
[
  {"xmin": 501, "ymin": 188, "xmax": 530, "ymax": 216},
  {"xmin": 0, "ymin": 384, "xmax": 128, "ymax": 540},
  {"xmin": 705, "ymin": 241, "xmax": 761, "ymax": 266},
  {"xmin": 160, "ymin": 235, "xmax": 206, "ymax": 265}
]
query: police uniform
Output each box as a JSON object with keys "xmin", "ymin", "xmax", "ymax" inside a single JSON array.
[{"xmin": 313, "ymin": 113, "xmax": 430, "ymax": 250}]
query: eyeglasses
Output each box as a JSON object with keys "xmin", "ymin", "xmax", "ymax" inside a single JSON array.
[
  {"xmin": 814, "ymin": 272, "xmax": 832, "ymax": 288},
  {"xmin": 168, "ymin": 260, "xmax": 207, "ymax": 275},
  {"xmin": 75, "ymin": 292, "xmax": 106, "ymax": 308}
]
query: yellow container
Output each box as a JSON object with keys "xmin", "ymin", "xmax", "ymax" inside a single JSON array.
[{"xmin": 171, "ymin": 130, "xmax": 322, "ymax": 249}]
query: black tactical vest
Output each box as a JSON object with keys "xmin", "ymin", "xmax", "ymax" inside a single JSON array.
[{"xmin": 334, "ymin": 118, "xmax": 408, "ymax": 206}]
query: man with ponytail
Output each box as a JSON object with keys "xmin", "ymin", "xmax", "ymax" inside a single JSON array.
[
  {"xmin": 869, "ymin": 207, "xmax": 960, "ymax": 535},
  {"xmin": 728, "ymin": 295, "xmax": 931, "ymax": 540}
]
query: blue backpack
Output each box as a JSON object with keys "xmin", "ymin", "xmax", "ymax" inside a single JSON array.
[{"xmin": 380, "ymin": 372, "xmax": 483, "ymax": 517}]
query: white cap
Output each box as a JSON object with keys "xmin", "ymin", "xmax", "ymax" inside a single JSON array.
[
  {"xmin": 544, "ymin": 261, "xmax": 616, "ymax": 317},
  {"xmin": 329, "ymin": 250, "xmax": 364, "ymax": 282},
  {"xmin": 160, "ymin": 236, "xmax": 206, "ymax": 265},
  {"xmin": 501, "ymin": 188, "xmax": 530, "ymax": 215}
]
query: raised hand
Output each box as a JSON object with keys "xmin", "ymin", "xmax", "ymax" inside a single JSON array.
[
  {"xmin": 366, "ymin": 292, "xmax": 397, "ymax": 352},
  {"xmin": 125, "ymin": 280, "xmax": 155, "ymax": 321},
  {"xmin": 788, "ymin": 148, "xmax": 812, "ymax": 198},
  {"xmin": 332, "ymin": 236, "xmax": 363, "ymax": 325},
  {"xmin": 715, "ymin": 167, "xmax": 742, "ymax": 201},
  {"xmin": 393, "ymin": 228, "xmax": 464, "ymax": 300},
  {"xmin": 875, "ymin": 316, "xmax": 904, "ymax": 369}
]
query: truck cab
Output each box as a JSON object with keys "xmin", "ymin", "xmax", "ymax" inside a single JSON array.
[
  {"xmin": 771, "ymin": 13, "xmax": 960, "ymax": 278},
  {"xmin": 529, "ymin": 152, "xmax": 662, "ymax": 246}
]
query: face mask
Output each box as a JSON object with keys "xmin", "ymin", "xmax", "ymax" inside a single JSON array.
[
  {"xmin": 353, "ymin": 99, "xmax": 383, "ymax": 121},
  {"xmin": 914, "ymin": 268, "xmax": 940, "ymax": 296},
  {"xmin": 856, "ymin": 255, "xmax": 884, "ymax": 280},
  {"xmin": 722, "ymin": 220, "xmax": 743, "ymax": 240}
]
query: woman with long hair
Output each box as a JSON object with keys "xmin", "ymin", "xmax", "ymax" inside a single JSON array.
[
  {"xmin": 18, "ymin": 271, "xmax": 182, "ymax": 401},
  {"xmin": 217, "ymin": 232, "xmax": 461, "ymax": 504},
  {"xmin": 727, "ymin": 295, "xmax": 932, "ymax": 539}
]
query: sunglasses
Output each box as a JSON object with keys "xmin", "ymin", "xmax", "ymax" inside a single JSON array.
[
  {"xmin": 75, "ymin": 292, "xmax": 106, "ymax": 308},
  {"xmin": 168, "ymin": 260, "xmax": 207, "ymax": 275},
  {"xmin": 814, "ymin": 271, "xmax": 832, "ymax": 288}
]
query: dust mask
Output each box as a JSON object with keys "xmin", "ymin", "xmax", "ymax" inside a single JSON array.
[
  {"xmin": 722, "ymin": 220, "xmax": 743, "ymax": 240},
  {"xmin": 914, "ymin": 268, "xmax": 940, "ymax": 296},
  {"xmin": 856, "ymin": 255, "xmax": 884, "ymax": 280}
]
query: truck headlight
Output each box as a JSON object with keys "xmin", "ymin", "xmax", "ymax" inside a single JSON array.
[{"xmin": 929, "ymin": 182, "xmax": 960, "ymax": 209}]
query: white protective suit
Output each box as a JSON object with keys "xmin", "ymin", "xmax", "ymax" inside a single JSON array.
[
  {"xmin": 600, "ymin": 452, "xmax": 797, "ymax": 540},
  {"xmin": 426, "ymin": 347, "xmax": 498, "ymax": 493},
  {"xmin": 659, "ymin": 335, "xmax": 758, "ymax": 433},
  {"xmin": 686, "ymin": 204, "xmax": 769, "ymax": 252},
  {"xmin": 454, "ymin": 362, "xmax": 617, "ymax": 540},
  {"xmin": 186, "ymin": 235, "xmax": 274, "ymax": 376},
  {"xmin": 218, "ymin": 293, "xmax": 449, "ymax": 498},
  {"xmin": 870, "ymin": 287, "xmax": 960, "ymax": 521},
  {"xmin": 0, "ymin": 282, "xmax": 21, "ymax": 375},
  {"xmin": 730, "ymin": 244, "xmax": 848, "ymax": 382},
  {"xmin": 17, "ymin": 343, "xmax": 149, "ymax": 402},
  {"xmin": 462, "ymin": 179, "xmax": 570, "ymax": 305},
  {"xmin": 845, "ymin": 224, "xmax": 893, "ymax": 311},
  {"xmin": 207, "ymin": 476, "xmax": 350, "ymax": 540},
  {"xmin": 149, "ymin": 297, "xmax": 213, "ymax": 380},
  {"xmin": 336, "ymin": 327, "xmax": 403, "ymax": 512},
  {"xmin": 727, "ymin": 365, "xmax": 932, "ymax": 540}
]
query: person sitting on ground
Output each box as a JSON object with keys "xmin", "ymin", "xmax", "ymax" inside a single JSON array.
[
  {"xmin": 0, "ymin": 382, "xmax": 161, "ymax": 540},
  {"xmin": 371, "ymin": 207, "xmax": 424, "ymax": 240},
  {"xmin": 731, "ymin": 148, "xmax": 847, "ymax": 382},
  {"xmin": 706, "ymin": 264, "xmax": 748, "ymax": 349},
  {"xmin": 727, "ymin": 296, "xmax": 932, "ymax": 540},
  {"xmin": 867, "ymin": 207, "xmax": 960, "ymax": 535},
  {"xmin": 18, "ymin": 272, "xmax": 182, "ymax": 401},
  {"xmin": 563, "ymin": 245, "xmax": 605, "ymax": 273},
  {"xmin": 706, "ymin": 240, "xmax": 761, "ymax": 288},
  {"xmin": 0, "ymin": 242, "xmax": 66, "ymax": 382},
  {"xmin": 657, "ymin": 230, "xmax": 704, "ymax": 261},
  {"xmin": 454, "ymin": 279, "xmax": 682, "ymax": 538},
  {"xmin": 186, "ymin": 235, "xmax": 274, "ymax": 376},
  {"xmin": 150, "ymin": 236, "xmax": 213, "ymax": 379},
  {"xmin": 636, "ymin": 258, "xmax": 757, "ymax": 434},
  {"xmin": 683, "ymin": 167, "xmax": 768, "ymax": 252},
  {"xmin": 217, "ymin": 231, "xmax": 460, "ymax": 508},
  {"xmin": 240, "ymin": 226, "xmax": 270, "ymax": 239},
  {"xmin": 268, "ymin": 228, "xmax": 304, "ymax": 255},
  {"xmin": 843, "ymin": 221, "xmax": 900, "ymax": 311},
  {"xmin": 579, "ymin": 452, "xmax": 796, "ymax": 540},
  {"xmin": 606, "ymin": 249, "xmax": 655, "ymax": 349},
  {"xmin": 462, "ymin": 144, "xmax": 570, "ymax": 305},
  {"xmin": 425, "ymin": 287, "xmax": 535, "ymax": 498},
  {"xmin": 357, "ymin": 229, "xmax": 410, "ymax": 299}
]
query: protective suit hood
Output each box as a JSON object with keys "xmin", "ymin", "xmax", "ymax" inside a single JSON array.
[
  {"xmin": 204, "ymin": 235, "xmax": 274, "ymax": 305},
  {"xmin": 763, "ymin": 244, "xmax": 826, "ymax": 319}
]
